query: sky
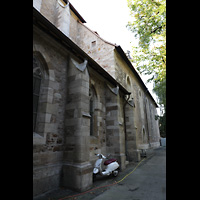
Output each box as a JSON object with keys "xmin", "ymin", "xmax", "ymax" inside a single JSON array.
[
  {"xmin": 69, "ymin": 0, "xmax": 159, "ymax": 111},
  {"xmin": 70, "ymin": 0, "xmax": 136, "ymax": 52}
]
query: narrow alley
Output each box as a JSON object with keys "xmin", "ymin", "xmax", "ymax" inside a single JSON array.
[
  {"xmin": 92, "ymin": 147, "xmax": 166, "ymax": 200},
  {"xmin": 34, "ymin": 147, "xmax": 166, "ymax": 200}
]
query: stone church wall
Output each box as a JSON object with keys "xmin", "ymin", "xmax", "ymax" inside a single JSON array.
[
  {"xmin": 33, "ymin": 1, "xmax": 160, "ymax": 197},
  {"xmin": 33, "ymin": 25, "xmax": 69, "ymax": 196},
  {"xmin": 33, "ymin": 14, "xmax": 130, "ymax": 196}
]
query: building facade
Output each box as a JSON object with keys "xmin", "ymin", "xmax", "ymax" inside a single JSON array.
[{"xmin": 33, "ymin": 0, "xmax": 160, "ymax": 198}]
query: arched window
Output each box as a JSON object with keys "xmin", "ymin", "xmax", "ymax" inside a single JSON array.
[
  {"xmin": 33, "ymin": 52, "xmax": 49, "ymax": 134},
  {"xmin": 33, "ymin": 56, "xmax": 42, "ymax": 132},
  {"xmin": 138, "ymin": 89, "xmax": 142, "ymax": 97},
  {"xmin": 127, "ymin": 76, "xmax": 131, "ymax": 87},
  {"xmin": 89, "ymin": 85, "xmax": 97, "ymax": 136},
  {"xmin": 143, "ymin": 127, "xmax": 146, "ymax": 143}
]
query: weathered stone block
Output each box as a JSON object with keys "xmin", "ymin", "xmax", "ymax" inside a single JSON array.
[{"xmin": 62, "ymin": 162, "xmax": 93, "ymax": 192}]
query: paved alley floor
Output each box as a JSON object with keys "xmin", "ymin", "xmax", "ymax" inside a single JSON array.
[
  {"xmin": 34, "ymin": 147, "xmax": 166, "ymax": 200},
  {"xmin": 92, "ymin": 147, "xmax": 166, "ymax": 200}
]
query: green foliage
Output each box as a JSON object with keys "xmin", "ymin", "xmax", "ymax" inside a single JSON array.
[
  {"xmin": 127, "ymin": 0, "xmax": 166, "ymax": 48},
  {"xmin": 127, "ymin": 0, "xmax": 166, "ymax": 79},
  {"xmin": 127, "ymin": 0, "xmax": 166, "ymax": 135},
  {"xmin": 158, "ymin": 112, "xmax": 166, "ymax": 137},
  {"xmin": 153, "ymin": 77, "xmax": 166, "ymax": 110}
]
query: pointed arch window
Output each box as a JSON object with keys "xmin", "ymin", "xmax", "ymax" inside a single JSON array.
[
  {"xmin": 89, "ymin": 85, "xmax": 97, "ymax": 136},
  {"xmin": 142, "ymin": 127, "xmax": 146, "ymax": 143},
  {"xmin": 90, "ymin": 95, "xmax": 94, "ymax": 136},
  {"xmin": 33, "ymin": 56, "xmax": 42, "ymax": 132}
]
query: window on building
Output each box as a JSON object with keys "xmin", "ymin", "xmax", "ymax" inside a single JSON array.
[
  {"xmin": 91, "ymin": 41, "xmax": 96, "ymax": 48},
  {"xmin": 142, "ymin": 128, "xmax": 145, "ymax": 143},
  {"xmin": 33, "ymin": 56, "xmax": 42, "ymax": 132},
  {"xmin": 89, "ymin": 85, "xmax": 97, "ymax": 136},
  {"xmin": 138, "ymin": 88, "xmax": 142, "ymax": 97},
  {"xmin": 127, "ymin": 76, "xmax": 131, "ymax": 87},
  {"xmin": 90, "ymin": 97, "xmax": 94, "ymax": 135}
]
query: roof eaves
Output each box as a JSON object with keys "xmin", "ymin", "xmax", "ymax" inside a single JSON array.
[
  {"xmin": 62, "ymin": 0, "xmax": 86, "ymax": 23},
  {"xmin": 77, "ymin": 22, "xmax": 158, "ymax": 107},
  {"xmin": 78, "ymin": 22, "xmax": 116, "ymax": 46},
  {"xmin": 33, "ymin": 7, "xmax": 130, "ymax": 96}
]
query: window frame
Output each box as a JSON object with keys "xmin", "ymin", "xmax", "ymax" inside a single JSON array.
[
  {"xmin": 33, "ymin": 52, "xmax": 50, "ymax": 145},
  {"xmin": 33, "ymin": 58, "xmax": 42, "ymax": 132},
  {"xmin": 89, "ymin": 85, "xmax": 98, "ymax": 137}
]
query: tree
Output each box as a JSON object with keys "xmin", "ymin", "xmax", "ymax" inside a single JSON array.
[{"xmin": 127, "ymin": 0, "xmax": 166, "ymax": 136}]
